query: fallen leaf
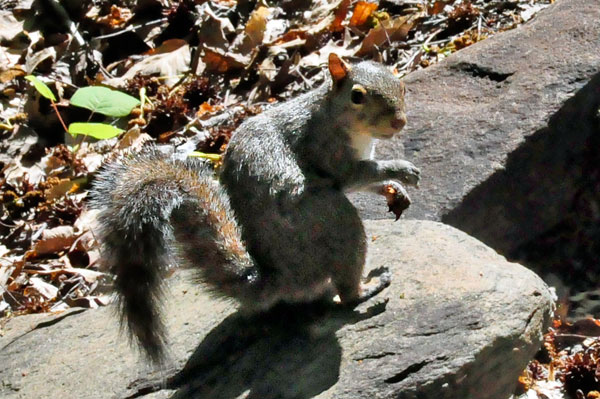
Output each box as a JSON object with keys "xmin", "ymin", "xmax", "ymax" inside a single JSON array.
[
  {"xmin": 147, "ymin": 39, "xmax": 187, "ymax": 55},
  {"xmin": 349, "ymin": 1, "xmax": 378, "ymax": 28},
  {"xmin": 95, "ymin": 5, "xmax": 133, "ymax": 29},
  {"xmin": 3, "ymin": 160, "xmax": 45, "ymax": 186},
  {"xmin": 356, "ymin": 13, "xmax": 423, "ymax": 57},
  {"xmin": 0, "ymin": 47, "xmax": 22, "ymax": 72},
  {"xmin": 44, "ymin": 178, "xmax": 83, "ymax": 200},
  {"xmin": 116, "ymin": 126, "xmax": 153, "ymax": 150},
  {"xmin": 330, "ymin": 0, "xmax": 351, "ymax": 32},
  {"xmin": 0, "ymin": 10, "xmax": 25, "ymax": 43},
  {"xmin": 0, "ymin": 67, "xmax": 25, "ymax": 83},
  {"xmin": 196, "ymin": 102, "xmax": 223, "ymax": 119},
  {"xmin": 271, "ymin": 30, "xmax": 308, "ymax": 45},
  {"xmin": 299, "ymin": 36, "xmax": 357, "ymax": 69},
  {"xmin": 428, "ymin": 0, "xmax": 448, "ymax": 15},
  {"xmin": 196, "ymin": 3, "xmax": 235, "ymax": 50},
  {"xmin": 25, "ymin": 277, "xmax": 58, "ymax": 300},
  {"xmin": 66, "ymin": 295, "xmax": 110, "ymax": 308},
  {"xmin": 241, "ymin": 6, "xmax": 271, "ymax": 53},
  {"xmin": 202, "ymin": 48, "xmax": 247, "ymax": 73},
  {"xmin": 77, "ymin": 151, "xmax": 104, "ymax": 174},
  {"xmin": 24, "ymin": 45, "xmax": 57, "ymax": 74},
  {"xmin": 33, "ymin": 265, "xmax": 105, "ymax": 284},
  {"xmin": 106, "ymin": 44, "xmax": 191, "ymax": 87},
  {"xmin": 33, "ymin": 226, "xmax": 78, "ymax": 255}
]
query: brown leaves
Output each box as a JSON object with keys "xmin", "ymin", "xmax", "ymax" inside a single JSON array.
[
  {"xmin": 349, "ymin": 2, "xmax": 378, "ymax": 28},
  {"xmin": 521, "ymin": 318, "xmax": 600, "ymax": 398},
  {"xmin": 203, "ymin": 48, "xmax": 246, "ymax": 74},
  {"xmin": 357, "ymin": 13, "xmax": 423, "ymax": 57},
  {"xmin": 0, "ymin": 0, "xmax": 553, "ymax": 321},
  {"xmin": 0, "ymin": 136, "xmax": 105, "ymax": 317},
  {"xmin": 106, "ymin": 40, "xmax": 191, "ymax": 87},
  {"xmin": 31, "ymin": 226, "xmax": 77, "ymax": 256},
  {"xmin": 446, "ymin": 1, "xmax": 480, "ymax": 35},
  {"xmin": 95, "ymin": 5, "xmax": 132, "ymax": 29},
  {"xmin": 330, "ymin": 0, "xmax": 351, "ymax": 32}
]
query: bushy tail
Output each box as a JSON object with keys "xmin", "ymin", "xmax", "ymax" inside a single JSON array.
[{"xmin": 90, "ymin": 149, "xmax": 257, "ymax": 362}]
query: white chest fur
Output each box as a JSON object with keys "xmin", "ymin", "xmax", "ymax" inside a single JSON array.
[{"xmin": 350, "ymin": 132, "xmax": 376, "ymax": 160}]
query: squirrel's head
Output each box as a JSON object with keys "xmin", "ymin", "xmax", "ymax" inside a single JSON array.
[{"xmin": 328, "ymin": 53, "xmax": 407, "ymax": 139}]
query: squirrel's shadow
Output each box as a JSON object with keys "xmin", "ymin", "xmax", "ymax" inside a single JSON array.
[{"xmin": 128, "ymin": 299, "xmax": 387, "ymax": 399}]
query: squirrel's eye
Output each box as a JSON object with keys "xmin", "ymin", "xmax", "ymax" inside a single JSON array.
[{"xmin": 351, "ymin": 87, "xmax": 366, "ymax": 105}]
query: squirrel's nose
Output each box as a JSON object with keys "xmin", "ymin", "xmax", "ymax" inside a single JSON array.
[{"xmin": 391, "ymin": 114, "xmax": 407, "ymax": 130}]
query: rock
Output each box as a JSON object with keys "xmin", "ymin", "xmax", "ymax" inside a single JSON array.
[
  {"xmin": 351, "ymin": 0, "xmax": 600, "ymax": 261},
  {"xmin": 0, "ymin": 220, "xmax": 553, "ymax": 399}
]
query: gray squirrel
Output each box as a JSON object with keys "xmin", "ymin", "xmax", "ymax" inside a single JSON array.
[{"xmin": 90, "ymin": 54, "xmax": 420, "ymax": 362}]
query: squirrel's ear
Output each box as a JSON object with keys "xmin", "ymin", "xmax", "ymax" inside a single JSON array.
[{"xmin": 328, "ymin": 53, "xmax": 351, "ymax": 83}]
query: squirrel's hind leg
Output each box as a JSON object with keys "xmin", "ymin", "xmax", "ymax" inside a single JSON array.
[{"xmin": 291, "ymin": 190, "xmax": 384, "ymax": 305}]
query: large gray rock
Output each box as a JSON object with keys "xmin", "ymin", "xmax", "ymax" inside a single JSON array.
[
  {"xmin": 352, "ymin": 0, "xmax": 600, "ymax": 259},
  {"xmin": 0, "ymin": 220, "xmax": 553, "ymax": 399}
]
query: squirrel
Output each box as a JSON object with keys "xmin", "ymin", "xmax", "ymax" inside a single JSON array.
[{"xmin": 90, "ymin": 54, "xmax": 420, "ymax": 363}]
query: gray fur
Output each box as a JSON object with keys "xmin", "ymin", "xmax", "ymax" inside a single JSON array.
[{"xmin": 90, "ymin": 59, "xmax": 420, "ymax": 362}]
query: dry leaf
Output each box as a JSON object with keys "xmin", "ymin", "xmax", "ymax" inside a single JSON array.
[
  {"xmin": 78, "ymin": 152, "xmax": 104, "ymax": 173},
  {"xmin": 0, "ymin": 47, "xmax": 22, "ymax": 72},
  {"xmin": 44, "ymin": 178, "xmax": 82, "ymax": 200},
  {"xmin": 196, "ymin": 3, "xmax": 235, "ymax": 50},
  {"xmin": 0, "ymin": 67, "xmax": 25, "ymax": 83},
  {"xmin": 203, "ymin": 48, "xmax": 247, "ymax": 73},
  {"xmin": 53, "ymin": 266, "xmax": 105, "ymax": 284},
  {"xmin": 106, "ymin": 44, "xmax": 191, "ymax": 87},
  {"xmin": 96, "ymin": 5, "xmax": 132, "ymax": 29},
  {"xmin": 272, "ymin": 30, "xmax": 308, "ymax": 45},
  {"xmin": 147, "ymin": 39, "xmax": 187, "ymax": 55},
  {"xmin": 25, "ymin": 277, "xmax": 58, "ymax": 300},
  {"xmin": 349, "ymin": 1, "xmax": 378, "ymax": 28},
  {"xmin": 0, "ymin": 10, "xmax": 25, "ymax": 43},
  {"xmin": 428, "ymin": 0, "xmax": 448, "ymax": 15},
  {"xmin": 330, "ymin": 0, "xmax": 351, "ymax": 32},
  {"xmin": 245, "ymin": 7, "xmax": 271, "ymax": 49},
  {"xmin": 25, "ymin": 46, "xmax": 56, "ymax": 74},
  {"xmin": 3, "ymin": 160, "xmax": 45, "ymax": 186},
  {"xmin": 116, "ymin": 126, "xmax": 152, "ymax": 150},
  {"xmin": 306, "ymin": 0, "xmax": 346, "ymax": 25},
  {"xmin": 228, "ymin": 6, "xmax": 270, "ymax": 64},
  {"xmin": 197, "ymin": 102, "xmax": 223, "ymax": 119},
  {"xmin": 356, "ymin": 13, "xmax": 423, "ymax": 57},
  {"xmin": 33, "ymin": 226, "xmax": 78, "ymax": 255},
  {"xmin": 299, "ymin": 35, "xmax": 356, "ymax": 69},
  {"xmin": 67, "ymin": 295, "xmax": 110, "ymax": 308}
]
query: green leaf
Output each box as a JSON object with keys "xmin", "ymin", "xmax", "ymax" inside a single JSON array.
[
  {"xmin": 25, "ymin": 75, "xmax": 57, "ymax": 102},
  {"xmin": 70, "ymin": 86, "xmax": 140, "ymax": 117},
  {"xmin": 188, "ymin": 151, "xmax": 222, "ymax": 162},
  {"xmin": 68, "ymin": 122, "xmax": 124, "ymax": 139}
]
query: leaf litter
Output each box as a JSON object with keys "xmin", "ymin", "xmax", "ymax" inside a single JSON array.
[{"xmin": 0, "ymin": 0, "xmax": 565, "ymax": 391}]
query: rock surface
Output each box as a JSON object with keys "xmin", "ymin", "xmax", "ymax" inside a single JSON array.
[
  {"xmin": 0, "ymin": 220, "xmax": 553, "ymax": 399},
  {"xmin": 352, "ymin": 0, "xmax": 600, "ymax": 260}
]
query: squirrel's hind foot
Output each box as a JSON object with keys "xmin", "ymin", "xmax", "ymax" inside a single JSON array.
[{"xmin": 335, "ymin": 267, "xmax": 392, "ymax": 307}]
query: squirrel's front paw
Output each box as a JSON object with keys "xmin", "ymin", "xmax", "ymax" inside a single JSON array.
[
  {"xmin": 383, "ymin": 160, "xmax": 420, "ymax": 186},
  {"xmin": 397, "ymin": 161, "xmax": 420, "ymax": 186}
]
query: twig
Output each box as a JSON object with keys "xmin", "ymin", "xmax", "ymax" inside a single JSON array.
[
  {"xmin": 0, "ymin": 281, "xmax": 22, "ymax": 308},
  {"xmin": 93, "ymin": 18, "xmax": 168, "ymax": 40},
  {"xmin": 423, "ymin": 28, "xmax": 443, "ymax": 48},
  {"xmin": 50, "ymin": 101, "xmax": 69, "ymax": 134}
]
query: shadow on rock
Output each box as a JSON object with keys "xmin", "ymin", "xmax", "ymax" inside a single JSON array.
[
  {"xmin": 444, "ymin": 71, "xmax": 600, "ymax": 290},
  {"xmin": 127, "ymin": 300, "xmax": 387, "ymax": 399}
]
